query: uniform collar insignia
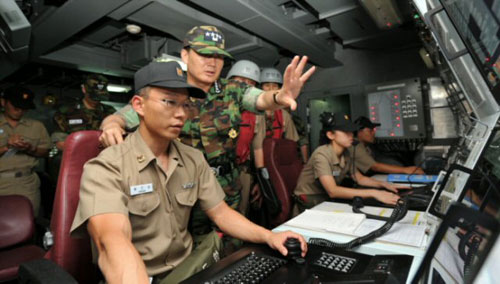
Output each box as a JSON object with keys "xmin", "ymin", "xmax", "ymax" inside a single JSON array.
[
  {"xmin": 228, "ymin": 128, "xmax": 238, "ymax": 139},
  {"xmin": 213, "ymin": 79, "xmax": 222, "ymax": 94}
]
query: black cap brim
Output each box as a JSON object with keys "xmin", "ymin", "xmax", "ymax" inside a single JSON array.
[
  {"xmin": 9, "ymin": 100, "xmax": 36, "ymax": 110},
  {"xmin": 332, "ymin": 122, "xmax": 360, "ymax": 132},
  {"xmin": 147, "ymin": 80, "xmax": 206, "ymax": 99}
]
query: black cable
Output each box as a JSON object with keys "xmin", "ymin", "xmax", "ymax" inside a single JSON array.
[
  {"xmin": 309, "ymin": 197, "xmax": 408, "ymax": 250},
  {"xmin": 352, "ymin": 196, "xmax": 409, "ymax": 222}
]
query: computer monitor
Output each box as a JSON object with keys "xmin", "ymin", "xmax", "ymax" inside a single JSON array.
[
  {"xmin": 427, "ymin": 130, "xmax": 500, "ymax": 221},
  {"xmin": 412, "ymin": 203, "xmax": 499, "ymax": 284},
  {"xmin": 472, "ymin": 237, "xmax": 500, "ymax": 284},
  {"xmin": 441, "ymin": 0, "xmax": 500, "ymax": 100},
  {"xmin": 414, "ymin": 129, "xmax": 500, "ymax": 283}
]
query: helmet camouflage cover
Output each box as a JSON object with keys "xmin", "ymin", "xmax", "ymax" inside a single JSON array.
[{"xmin": 183, "ymin": 25, "xmax": 233, "ymax": 58}]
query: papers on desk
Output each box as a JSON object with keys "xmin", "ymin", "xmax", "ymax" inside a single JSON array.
[
  {"xmin": 286, "ymin": 210, "xmax": 366, "ymax": 235},
  {"xmin": 354, "ymin": 219, "xmax": 426, "ymax": 247},
  {"xmin": 285, "ymin": 210, "xmax": 426, "ymax": 247}
]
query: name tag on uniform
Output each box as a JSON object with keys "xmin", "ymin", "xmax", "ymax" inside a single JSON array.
[
  {"xmin": 68, "ymin": 119, "xmax": 83, "ymax": 125},
  {"xmin": 0, "ymin": 128, "xmax": 3, "ymax": 134},
  {"xmin": 182, "ymin": 182, "xmax": 196, "ymax": 189},
  {"xmin": 332, "ymin": 170, "xmax": 341, "ymax": 176},
  {"xmin": 130, "ymin": 183, "xmax": 153, "ymax": 196}
]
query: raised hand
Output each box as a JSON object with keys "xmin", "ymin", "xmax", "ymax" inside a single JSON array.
[{"xmin": 276, "ymin": 56, "xmax": 316, "ymax": 110}]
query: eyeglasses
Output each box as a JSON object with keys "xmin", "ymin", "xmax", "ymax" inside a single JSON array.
[{"xmin": 148, "ymin": 98, "xmax": 194, "ymax": 111}]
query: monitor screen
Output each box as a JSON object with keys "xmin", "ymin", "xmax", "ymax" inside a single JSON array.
[
  {"xmin": 460, "ymin": 130, "xmax": 500, "ymax": 216},
  {"xmin": 413, "ymin": 204, "xmax": 499, "ymax": 283},
  {"xmin": 415, "ymin": 131, "xmax": 500, "ymax": 283},
  {"xmin": 442, "ymin": 0, "xmax": 500, "ymax": 98}
]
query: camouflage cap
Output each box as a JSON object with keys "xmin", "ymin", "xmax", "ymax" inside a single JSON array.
[
  {"xmin": 183, "ymin": 25, "xmax": 233, "ymax": 59},
  {"xmin": 83, "ymin": 74, "xmax": 109, "ymax": 98}
]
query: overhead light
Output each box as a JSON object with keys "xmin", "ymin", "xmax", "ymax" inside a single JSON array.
[
  {"xmin": 359, "ymin": 0, "xmax": 403, "ymax": 30},
  {"xmin": 107, "ymin": 84, "xmax": 132, "ymax": 93},
  {"xmin": 126, "ymin": 24, "xmax": 141, "ymax": 34},
  {"xmin": 156, "ymin": 53, "xmax": 187, "ymax": 71}
]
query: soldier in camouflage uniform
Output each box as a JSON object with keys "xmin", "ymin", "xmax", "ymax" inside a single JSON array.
[
  {"xmin": 49, "ymin": 74, "xmax": 116, "ymax": 182},
  {"xmin": 52, "ymin": 74, "xmax": 116, "ymax": 148},
  {"xmin": 99, "ymin": 25, "xmax": 315, "ymax": 249}
]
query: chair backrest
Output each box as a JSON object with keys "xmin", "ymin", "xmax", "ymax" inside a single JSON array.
[
  {"xmin": 46, "ymin": 130, "xmax": 102, "ymax": 283},
  {"xmin": 263, "ymin": 138, "xmax": 303, "ymax": 227},
  {"xmin": 0, "ymin": 195, "xmax": 35, "ymax": 249}
]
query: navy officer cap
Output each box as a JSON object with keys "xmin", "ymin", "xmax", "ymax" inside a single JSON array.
[
  {"xmin": 134, "ymin": 61, "xmax": 206, "ymax": 99},
  {"xmin": 355, "ymin": 116, "xmax": 381, "ymax": 129}
]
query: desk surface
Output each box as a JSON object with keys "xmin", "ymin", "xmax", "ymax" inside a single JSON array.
[{"xmin": 273, "ymin": 201, "xmax": 430, "ymax": 284}]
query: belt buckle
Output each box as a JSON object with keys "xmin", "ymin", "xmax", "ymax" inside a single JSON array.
[{"xmin": 211, "ymin": 165, "xmax": 222, "ymax": 177}]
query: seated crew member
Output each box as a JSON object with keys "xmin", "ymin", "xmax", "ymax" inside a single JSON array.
[
  {"xmin": 226, "ymin": 60, "xmax": 263, "ymax": 216},
  {"xmin": 293, "ymin": 112, "xmax": 404, "ymax": 214},
  {"xmin": 97, "ymin": 26, "xmax": 315, "ymax": 240},
  {"xmin": 352, "ymin": 116, "xmax": 424, "ymax": 175},
  {"xmin": 70, "ymin": 61, "xmax": 308, "ymax": 284},
  {"xmin": 0, "ymin": 86, "xmax": 51, "ymax": 217},
  {"xmin": 254, "ymin": 68, "xmax": 308, "ymax": 164}
]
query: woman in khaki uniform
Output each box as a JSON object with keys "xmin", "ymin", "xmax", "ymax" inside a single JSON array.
[{"xmin": 293, "ymin": 112, "xmax": 403, "ymax": 214}]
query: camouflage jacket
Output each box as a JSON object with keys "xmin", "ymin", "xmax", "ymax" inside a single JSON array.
[
  {"xmin": 117, "ymin": 78, "xmax": 263, "ymax": 197},
  {"xmin": 52, "ymin": 100, "xmax": 116, "ymax": 142}
]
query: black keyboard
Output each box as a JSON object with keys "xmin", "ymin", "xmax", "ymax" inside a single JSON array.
[
  {"xmin": 204, "ymin": 252, "xmax": 286, "ymax": 284},
  {"xmin": 181, "ymin": 244, "xmax": 414, "ymax": 284},
  {"xmin": 314, "ymin": 251, "xmax": 358, "ymax": 273}
]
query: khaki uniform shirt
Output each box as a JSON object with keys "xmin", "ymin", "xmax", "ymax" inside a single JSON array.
[
  {"xmin": 71, "ymin": 131, "xmax": 225, "ymax": 276},
  {"xmin": 0, "ymin": 114, "xmax": 51, "ymax": 215},
  {"xmin": 294, "ymin": 144, "xmax": 351, "ymax": 196},
  {"xmin": 253, "ymin": 110, "xmax": 300, "ymax": 150},
  {"xmin": 0, "ymin": 114, "xmax": 51, "ymax": 172},
  {"xmin": 349, "ymin": 142, "xmax": 376, "ymax": 174},
  {"xmin": 115, "ymin": 79, "xmax": 262, "ymax": 201}
]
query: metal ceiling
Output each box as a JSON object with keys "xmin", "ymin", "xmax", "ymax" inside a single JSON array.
[{"xmin": 1, "ymin": 0, "xmax": 420, "ymax": 84}]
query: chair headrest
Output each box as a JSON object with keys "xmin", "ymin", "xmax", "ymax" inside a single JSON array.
[{"xmin": 0, "ymin": 195, "xmax": 35, "ymax": 248}]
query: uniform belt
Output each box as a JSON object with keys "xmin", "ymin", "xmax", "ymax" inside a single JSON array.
[
  {"xmin": 210, "ymin": 163, "xmax": 233, "ymax": 177},
  {"xmin": 0, "ymin": 169, "xmax": 33, "ymax": 178}
]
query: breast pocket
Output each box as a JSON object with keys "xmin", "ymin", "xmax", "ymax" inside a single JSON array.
[
  {"xmin": 214, "ymin": 114, "xmax": 232, "ymax": 135},
  {"xmin": 128, "ymin": 192, "xmax": 160, "ymax": 217},
  {"xmin": 175, "ymin": 190, "xmax": 197, "ymax": 231}
]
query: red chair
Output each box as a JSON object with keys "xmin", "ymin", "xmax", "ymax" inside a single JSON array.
[
  {"xmin": 21, "ymin": 130, "xmax": 103, "ymax": 283},
  {"xmin": 0, "ymin": 195, "xmax": 45, "ymax": 281},
  {"xmin": 263, "ymin": 138, "xmax": 303, "ymax": 227}
]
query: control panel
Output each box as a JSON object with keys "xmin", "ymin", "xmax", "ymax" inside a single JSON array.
[{"xmin": 366, "ymin": 78, "xmax": 426, "ymax": 141}]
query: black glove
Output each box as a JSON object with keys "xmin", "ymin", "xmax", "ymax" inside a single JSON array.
[{"xmin": 256, "ymin": 167, "xmax": 281, "ymax": 216}]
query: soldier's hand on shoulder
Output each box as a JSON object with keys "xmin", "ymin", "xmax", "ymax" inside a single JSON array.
[{"xmin": 99, "ymin": 122, "xmax": 126, "ymax": 147}]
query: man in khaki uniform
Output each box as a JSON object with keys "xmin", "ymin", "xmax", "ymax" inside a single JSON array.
[
  {"xmin": 71, "ymin": 61, "xmax": 307, "ymax": 284},
  {"xmin": 293, "ymin": 112, "xmax": 401, "ymax": 214},
  {"xmin": 352, "ymin": 116, "xmax": 424, "ymax": 175},
  {"xmin": 253, "ymin": 68, "xmax": 305, "ymax": 165},
  {"xmin": 0, "ymin": 86, "xmax": 51, "ymax": 216}
]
